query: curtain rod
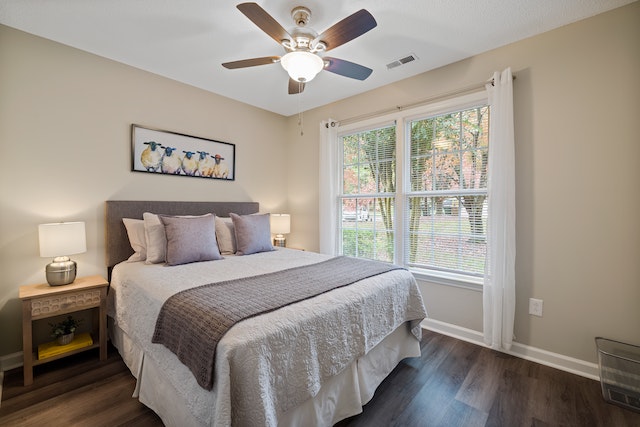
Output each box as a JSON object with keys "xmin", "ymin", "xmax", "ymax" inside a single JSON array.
[{"xmin": 333, "ymin": 75, "xmax": 515, "ymax": 127}]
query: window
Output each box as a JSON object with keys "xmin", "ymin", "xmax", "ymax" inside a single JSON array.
[
  {"xmin": 339, "ymin": 124, "xmax": 396, "ymax": 262},
  {"xmin": 406, "ymin": 106, "xmax": 489, "ymax": 280},
  {"xmin": 337, "ymin": 92, "xmax": 489, "ymax": 286}
]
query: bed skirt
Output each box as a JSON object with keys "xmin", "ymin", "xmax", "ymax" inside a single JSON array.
[{"xmin": 109, "ymin": 318, "xmax": 421, "ymax": 427}]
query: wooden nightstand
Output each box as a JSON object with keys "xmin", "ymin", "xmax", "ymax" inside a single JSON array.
[{"xmin": 19, "ymin": 275, "xmax": 108, "ymax": 386}]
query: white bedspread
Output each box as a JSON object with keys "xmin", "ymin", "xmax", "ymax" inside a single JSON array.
[{"xmin": 108, "ymin": 248, "xmax": 427, "ymax": 426}]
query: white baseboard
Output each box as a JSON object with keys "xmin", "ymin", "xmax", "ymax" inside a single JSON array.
[
  {"xmin": 0, "ymin": 351, "xmax": 24, "ymax": 373},
  {"xmin": 422, "ymin": 318, "xmax": 600, "ymax": 381}
]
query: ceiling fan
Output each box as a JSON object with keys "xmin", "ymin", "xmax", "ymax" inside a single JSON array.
[{"xmin": 222, "ymin": 2, "xmax": 377, "ymax": 95}]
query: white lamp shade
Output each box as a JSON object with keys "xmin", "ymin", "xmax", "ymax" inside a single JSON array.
[
  {"xmin": 270, "ymin": 214, "xmax": 291, "ymax": 235},
  {"xmin": 38, "ymin": 222, "xmax": 87, "ymax": 257},
  {"xmin": 280, "ymin": 51, "xmax": 324, "ymax": 82}
]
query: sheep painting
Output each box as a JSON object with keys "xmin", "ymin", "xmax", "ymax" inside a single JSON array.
[
  {"xmin": 140, "ymin": 141, "xmax": 162, "ymax": 172},
  {"xmin": 181, "ymin": 151, "xmax": 198, "ymax": 176},
  {"xmin": 160, "ymin": 146, "xmax": 182, "ymax": 174},
  {"xmin": 197, "ymin": 151, "xmax": 215, "ymax": 177},
  {"xmin": 133, "ymin": 126, "xmax": 234, "ymax": 180},
  {"xmin": 212, "ymin": 154, "xmax": 229, "ymax": 179}
]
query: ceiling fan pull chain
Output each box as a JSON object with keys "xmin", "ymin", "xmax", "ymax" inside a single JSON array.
[{"xmin": 298, "ymin": 81, "xmax": 304, "ymax": 136}]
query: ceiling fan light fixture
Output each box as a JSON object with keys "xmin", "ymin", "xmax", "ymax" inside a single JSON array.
[{"xmin": 280, "ymin": 51, "xmax": 324, "ymax": 82}]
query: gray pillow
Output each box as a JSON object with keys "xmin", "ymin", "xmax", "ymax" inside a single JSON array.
[
  {"xmin": 159, "ymin": 214, "xmax": 223, "ymax": 265},
  {"xmin": 230, "ymin": 213, "xmax": 274, "ymax": 256}
]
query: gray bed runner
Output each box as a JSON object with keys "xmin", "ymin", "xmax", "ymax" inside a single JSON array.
[{"xmin": 152, "ymin": 256, "xmax": 403, "ymax": 390}]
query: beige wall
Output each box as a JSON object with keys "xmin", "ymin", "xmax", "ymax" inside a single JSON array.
[
  {"xmin": 0, "ymin": 26, "xmax": 289, "ymax": 356},
  {"xmin": 1, "ymin": 2, "xmax": 638, "ymax": 366},
  {"xmin": 286, "ymin": 2, "xmax": 640, "ymax": 363}
]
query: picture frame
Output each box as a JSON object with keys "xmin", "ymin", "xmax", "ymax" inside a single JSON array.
[{"xmin": 131, "ymin": 124, "xmax": 235, "ymax": 181}]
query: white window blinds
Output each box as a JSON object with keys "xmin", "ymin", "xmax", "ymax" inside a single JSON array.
[
  {"xmin": 339, "ymin": 124, "xmax": 396, "ymax": 262},
  {"xmin": 406, "ymin": 105, "xmax": 489, "ymax": 277}
]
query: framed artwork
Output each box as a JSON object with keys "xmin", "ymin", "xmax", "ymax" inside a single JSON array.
[{"xmin": 131, "ymin": 124, "xmax": 235, "ymax": 181}]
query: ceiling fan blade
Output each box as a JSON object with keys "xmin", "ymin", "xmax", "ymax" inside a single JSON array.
[
  {"xmin": 237, "ymin": 2, "xmax": 292, "ymax": 46},
  {"xmin": 222, "ymin": 56, "xmax": 280, "ymax": 69},
  {"xmin": 288, "ymin": 78, "xmax": 305, "ymax": 95},
  {"xmin": 313, "ymin": 9, "xmax": 377, "ymax": 52},
  {"xmin": 324, "ymin": 57, "xmax": 373, "ymax": 80}
]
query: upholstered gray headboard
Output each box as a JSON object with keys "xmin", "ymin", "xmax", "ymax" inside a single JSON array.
[{"xmin": 105, "ymin": 200, "xmax": 259, "ymax": 268}]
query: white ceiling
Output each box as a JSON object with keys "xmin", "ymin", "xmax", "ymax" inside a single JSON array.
[{"xmin": 0, "ymin": 0, "xmax": 634, "ymax": 116}]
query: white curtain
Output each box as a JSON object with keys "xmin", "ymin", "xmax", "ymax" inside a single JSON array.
[
  {"xmin": 483, "ymin": 68, "xmax": 516, "ymax": 351},
  {"xmin": 319, "ymin": 119, "xmax": 339, "ymax": 255}
]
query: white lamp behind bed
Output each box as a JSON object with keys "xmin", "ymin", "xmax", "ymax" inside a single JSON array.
[{"xmin": 270, "ymin": 214, "xmax": 290, "ymax": 247}]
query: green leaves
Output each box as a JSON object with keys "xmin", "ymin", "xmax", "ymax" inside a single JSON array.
[{"xmin": 49, "ymin": 315, "xmax": 81, "ymax": 338}]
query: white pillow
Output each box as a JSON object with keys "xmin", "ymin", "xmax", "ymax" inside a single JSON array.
[
  {"xmin": 215, "ymin": 216, "xmax": 236, "ymax": 254},
  {"xmin": 122, "ymin": 218, "xmax": 146, "ymax": 262},
  {"xmin": 143, "ymin": 212, "xmax": 167, "ymax": 264}
]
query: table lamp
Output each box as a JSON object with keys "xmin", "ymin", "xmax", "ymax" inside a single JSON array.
[
  {"xmin": 38, "ymin": 221, "xmax": 86, "ymax": 286},
  {"xmin": 270, "ymin": 214, "xmax": 290, "ymax": 247}
]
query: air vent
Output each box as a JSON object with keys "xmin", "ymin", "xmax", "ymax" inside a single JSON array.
[{"xmin": 386, "ymin": 53, "xmax": 418, "ymax": 70}]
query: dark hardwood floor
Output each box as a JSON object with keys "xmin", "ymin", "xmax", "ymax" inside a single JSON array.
[{"xmin": 1, "ymin": 330, "xmax": 639, "ymax": 426}]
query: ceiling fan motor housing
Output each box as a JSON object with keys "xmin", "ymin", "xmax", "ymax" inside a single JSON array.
[
  {"xmin": 287, "ymin": 7, "xmax": 324, "ymax": 52},
  {"xmin": 291, "ymin": 6, "xmax": 311, "ymax": 27}
]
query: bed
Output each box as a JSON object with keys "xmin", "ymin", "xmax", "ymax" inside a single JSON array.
[{"xmin": 105, "ymin": 200, "xmax": 427, "ymax": 426}]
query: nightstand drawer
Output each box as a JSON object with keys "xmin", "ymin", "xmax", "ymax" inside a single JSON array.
[{"xmin": 31, "ymin": 289, "xmax": 101, "ymax": 317}]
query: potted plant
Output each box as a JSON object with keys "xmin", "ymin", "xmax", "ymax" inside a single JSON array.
[{"xmin": 50, "ymin": 315, "xmax": 81, "ymax": 345}]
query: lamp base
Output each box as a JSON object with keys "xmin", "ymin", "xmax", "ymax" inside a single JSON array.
[
  {"xmin": 274, "ymin": 235, "xmax": 286, "ymax": 248},
  {"xmin": 45, "ymin": 257, "xmax": 77, "ymax": 286}
]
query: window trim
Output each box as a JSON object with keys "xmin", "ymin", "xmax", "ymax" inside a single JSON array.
[
  {"xmin": 412, "ymin": 268, "xmax": 483, "ymax": 291},
  {"xmin": 335, "ymin": 90, "xmax": 489, "ymax": 288}
]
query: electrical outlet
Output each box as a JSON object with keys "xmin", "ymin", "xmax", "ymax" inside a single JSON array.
[{"xmin": 529, "ymin": 298, "xmax": 543, "ymax": 317}]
